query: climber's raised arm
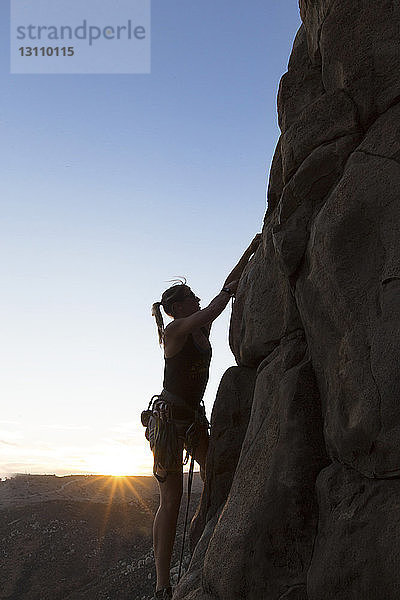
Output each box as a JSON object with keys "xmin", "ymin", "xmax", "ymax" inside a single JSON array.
[
  {"xmin": 165, "ymin": 282, "xmax": 238, "ymax": 339},
  {"xmin": 223, "ymin": 234, "xmax": 261, "ymax": 287}
]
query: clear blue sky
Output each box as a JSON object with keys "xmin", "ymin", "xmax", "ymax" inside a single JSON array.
[{"xmin": 0, "ymin": 0, "xmax": 301, "ymax": 477}]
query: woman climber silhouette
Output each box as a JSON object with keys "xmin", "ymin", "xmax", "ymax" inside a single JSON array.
[{"xmin": 147, "ymin": 234, "xmax": 261, "ymax": 599}]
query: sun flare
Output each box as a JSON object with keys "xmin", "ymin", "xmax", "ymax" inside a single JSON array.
[{"xmin": 86, "ymin": 447, "xmax": 151, "ymax": 477}]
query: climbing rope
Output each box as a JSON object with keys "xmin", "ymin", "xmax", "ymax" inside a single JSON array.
[{"xmin": 177, "ymin": 452, "xmax": 195, "ymax": 583}]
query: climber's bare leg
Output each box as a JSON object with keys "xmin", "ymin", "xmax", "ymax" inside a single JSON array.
[{"xmin": 153, "ymin": 464, "xmax": 183, "ymax": 591}]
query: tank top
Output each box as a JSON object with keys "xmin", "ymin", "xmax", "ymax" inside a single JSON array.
[{"xmin": 163, "ymin": 330, "xmax": 212, "ymax": 410}]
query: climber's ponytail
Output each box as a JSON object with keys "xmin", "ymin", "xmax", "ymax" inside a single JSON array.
[
  {"xmin": 152, "ymin": 302, "xmax": 165, "ymax": 346},
  {"xmin": 152, "ymin": 280, "xmax": 189, "ymax": 346}
]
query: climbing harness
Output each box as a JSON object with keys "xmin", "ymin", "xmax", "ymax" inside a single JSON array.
[
  {"xmin": 142, "ymin": 391, "xmax": 208, "ymax": 481},
  {"xmin": 142, "ymin": 394, "xmax": 180, "ymax": 482}
]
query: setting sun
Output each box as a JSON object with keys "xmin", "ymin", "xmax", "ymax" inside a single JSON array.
[{"xmin": 85, "ymin": 446, "xmax": 151, "ymax": 477}]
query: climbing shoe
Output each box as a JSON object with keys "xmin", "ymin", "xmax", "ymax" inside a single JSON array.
[{"xmin": 154, "ymin": 587, "xmax": 172, "ymax": 599}]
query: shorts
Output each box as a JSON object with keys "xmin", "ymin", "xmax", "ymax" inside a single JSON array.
[{"xmin": 146, "ymin": 390, "xmax": 209, "ymax": 481}]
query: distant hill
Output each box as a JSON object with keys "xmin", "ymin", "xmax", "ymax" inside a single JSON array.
[{"xmin": 0, "ymin": 474, "xmax": 203, "ymax": 600}]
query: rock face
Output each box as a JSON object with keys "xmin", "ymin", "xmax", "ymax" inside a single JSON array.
[
  {"xmin": 308, "ymin": 464, "xmax": 400, "ymax": 600},
  {"xmin": 174, "ymin": 2, "xmax": 400, "ymax": 599},
  {"xmin": 190, "ymin": 366, "xmax": 257, "ymax": 551},
  {"xmin": 201, "ymin": 335, "xmax": 327, "ymax": 600}
]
